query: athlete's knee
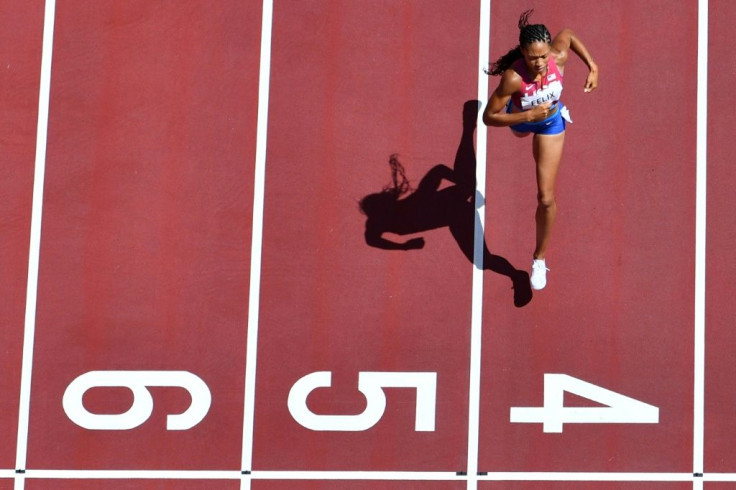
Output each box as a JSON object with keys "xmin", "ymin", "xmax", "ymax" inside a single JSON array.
[{"xmin": 537, "ymin": 190, "xmax": 556, "ymax": 209}]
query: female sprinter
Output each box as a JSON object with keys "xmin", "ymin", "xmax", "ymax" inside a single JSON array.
[{"xmin": 483, "ymin": 10, "xmax": 598, "ymax": 290}]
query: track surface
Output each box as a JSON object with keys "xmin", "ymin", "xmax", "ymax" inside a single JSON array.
[{"xmin": 1, "ymin": 0, "xmax": 733, "ymax": 489}]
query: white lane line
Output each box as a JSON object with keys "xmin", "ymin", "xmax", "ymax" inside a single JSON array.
[
  {"xmin": 479, "ymin": 472, "xmax": 698, "ymax": 482},
  {"xmin": 15, "ymin": 0, "xmax": 56, "ymax": 484},
  {"xmin": 693, "ymin": 0, "xmax": 708, "ymax": 486},
  {"xmin": 466, "ymin": 1, "xmax": 491, "ymax": 489},
  {"xmin": 240, "ymin": 0, "xmax": 274, "ymax": 484},
  {"xmin": 19, "ymin": 470, "xmax": 240, "ymax": 480},
  {"xmin": 704, "ymin": 473, "xmax": 736, "ymax": 482},
  {"xmin": 0, "ymin": 469, "xmax": 728, "ymax": 483},
  {"xmin": 251, "ymin": 471, "xmax": 461, "ymax": 481}
]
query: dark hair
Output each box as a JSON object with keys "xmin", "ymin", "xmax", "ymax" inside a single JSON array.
[
  {"xmin": 485, "ymin": 10, "xmax": 552, "ymax": 76},
  {"xmin": 359, "ymin": 154, "xmax": 412, "ymax": 216}
]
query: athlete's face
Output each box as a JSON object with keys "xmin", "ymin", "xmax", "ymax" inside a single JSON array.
[{"xmin": 522, "ymin": 41, "xmax": 551, "ymax": 76}]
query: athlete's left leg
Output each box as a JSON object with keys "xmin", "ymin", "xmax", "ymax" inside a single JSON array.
[{"xmin": 532, "ymin": 131, "xmax": 565, "ymax": 260}]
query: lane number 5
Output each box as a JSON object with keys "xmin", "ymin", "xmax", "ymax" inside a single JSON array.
[{"xmin": 288, "ymin": 371, "xmax": 437, "ymax": 431}]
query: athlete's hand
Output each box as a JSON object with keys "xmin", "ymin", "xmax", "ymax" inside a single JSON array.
[
  {"xmin": 584, "ymin": 61, "xmax": 599, "ymax": 92},
  {"xmin": 527, "ymin": 102, "xmax": 553, "ymax": 122}
]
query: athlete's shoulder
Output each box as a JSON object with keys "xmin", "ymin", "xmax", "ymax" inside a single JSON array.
[
  {"xmin": 498, "ymin": 67, "xmax": 523, "ymax": 95},
  {"xmin": 551, "ymin": 29, "xmax": 575, "ymax": 66}
]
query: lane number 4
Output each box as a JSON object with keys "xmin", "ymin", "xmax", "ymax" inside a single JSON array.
[{"xmin": 510, "ymin": 373, "xmax": 659, "ymax": 433}]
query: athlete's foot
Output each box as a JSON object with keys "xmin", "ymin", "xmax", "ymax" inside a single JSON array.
[
  {"xmin": 511, "ymin": 270, "xmax": 533, "ymax": 307},
  {"xmin": 530, "ymin": 259, "xmax": 549, "ymax": 290}
]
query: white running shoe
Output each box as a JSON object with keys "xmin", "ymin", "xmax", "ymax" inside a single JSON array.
[{"xmin": 530, "ymin": 259, "xmax": 549, "ymax": 290}]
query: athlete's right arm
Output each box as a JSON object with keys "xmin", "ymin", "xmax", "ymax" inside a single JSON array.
[{"xmin": 482, "ymin": 70, "xmax": 550, "ymax": 127}]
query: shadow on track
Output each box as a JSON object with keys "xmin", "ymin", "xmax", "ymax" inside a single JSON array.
[{"xmin": 359, "ymin": 100, "xmax": 532, "ymax": 308}]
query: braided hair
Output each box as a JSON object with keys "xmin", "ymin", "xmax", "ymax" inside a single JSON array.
[
  {"xmin": 486, "ymin": 10, "xmax": 552, "ymax": 76},
  {"xmin": 359, "ymin": 154, "xmax": 413, "ymax": 217}
]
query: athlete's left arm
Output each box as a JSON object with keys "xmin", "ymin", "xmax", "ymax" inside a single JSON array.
[{"xmin": 551, "ymin": 28, "xmax": 599, "ymax": 92}]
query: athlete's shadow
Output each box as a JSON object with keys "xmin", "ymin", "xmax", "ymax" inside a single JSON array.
[{"xmin": 359, "ymin": 100, "xmax": 532, "ymax": 307}]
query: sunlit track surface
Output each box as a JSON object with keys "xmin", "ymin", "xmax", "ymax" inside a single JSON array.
[
  {"xmin": 2, "ymin": 1, "xmax": 734, "ymax": 489},
  {"xmin": 1, "ymin": 0, "xmax": 44, "ymax": 475}
]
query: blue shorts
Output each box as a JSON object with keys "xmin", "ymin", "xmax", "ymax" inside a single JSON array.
[{"xmin": 507, "ymin": 101, "xmax": 569, "ymax": 135}]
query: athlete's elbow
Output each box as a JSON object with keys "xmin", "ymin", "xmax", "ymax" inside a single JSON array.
[
  {"xmin": 482, "ymin": 110, "xmax": 499, "ymax": 127},
  {"xmin": 483, "ymin": 112, "xmax": 504, "ymax": 127}
]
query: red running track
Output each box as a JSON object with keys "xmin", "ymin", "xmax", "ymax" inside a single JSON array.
[
  {"xmin": 480, "ymin": 0, "xmax": 697, "ymax": 473},
  {"xmin": 1, "ymin": 0, "xmax": 44, "ymax": 471},
  {"xmin": 1, "ymin": 0, "xmax": 734, "ymax": 489}
]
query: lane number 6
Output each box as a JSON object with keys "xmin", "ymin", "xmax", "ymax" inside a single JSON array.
[{"xmin": 63, "ymin": 371, "xmax": 211, "ymax": 431}]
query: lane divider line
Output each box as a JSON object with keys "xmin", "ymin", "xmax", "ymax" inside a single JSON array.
[
  {"xmin": 240, "ymin": 0, "xmax": 274, "ymax": 485},
  {"xmin": 466, "ymin": 1, "xmax": 491, "ymax": 489},
  {"xmin": 15, "ymin": 0, "xmax": 57, "ymax": 487},
  {"xmin": 693, "ymin": 0, "xmax": 708, "ymax": 487}
]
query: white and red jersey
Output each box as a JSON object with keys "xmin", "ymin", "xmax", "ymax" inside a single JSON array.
[{"xmin": 510, "ymin": 55, "xmax": 564, "ymax": 111}]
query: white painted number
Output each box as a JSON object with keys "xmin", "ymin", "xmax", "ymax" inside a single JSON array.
[
  {"xmin": 63, "ymin": 371, "xmax": 211, "ymax": 431},
  {"xmin": 510, "ymin": 374, "xmax": 659, "ymax": 433},
  {"xmin": 288, "ymin": 371, "xmax": 437, "ymax": 431}
]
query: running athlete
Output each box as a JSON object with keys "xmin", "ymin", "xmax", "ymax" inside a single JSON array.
[{"xmin": 483, "ymin": 10, "xmax": 598, "ymax": 290}]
